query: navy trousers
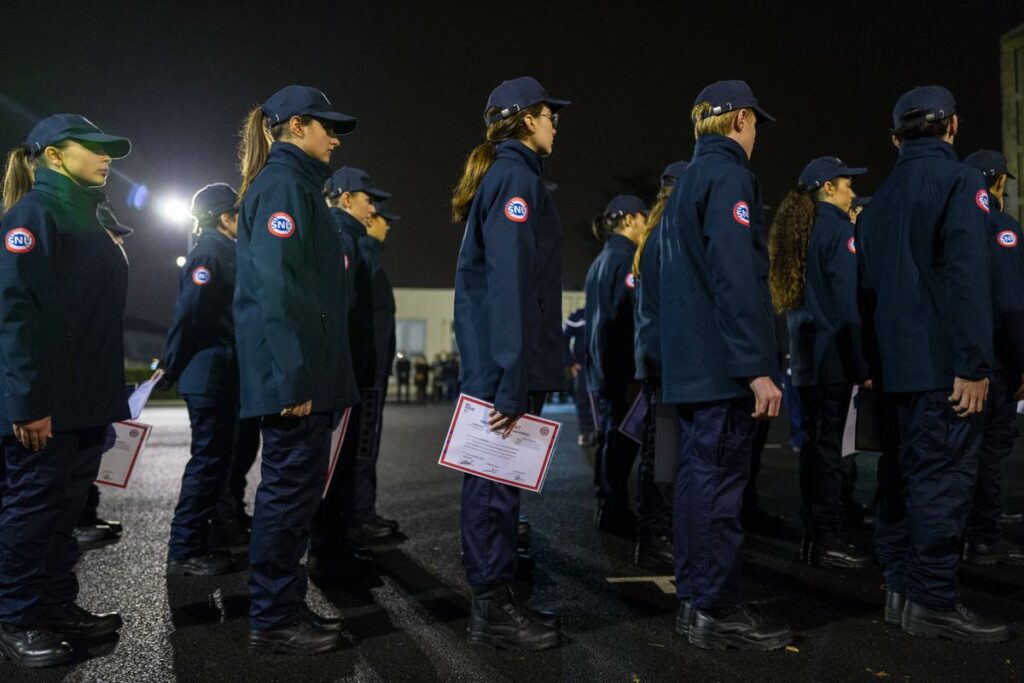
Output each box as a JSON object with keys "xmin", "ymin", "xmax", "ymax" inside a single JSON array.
[
  {"xmin": 637, "ymin": 380, "xmax": 672, "ymax": 541},
  {"xmin": 965, "ymin": 373, "xmax": 1015, "ymax": 544},
  {"xmin": 875, "ymin": 390, "xmax": 981, "ymax": 609},
  {"xmin": 674, "ymin": 398, "xmax": 755, "ymax": 609},
  {"xmin": 594, "ymin": 385, "xmax": 640, "ymax": 513},
  {"xmin": 168, "ymin": 395, "xmax": 240, "ymax": 559},
  {"xmin": 797, "ymin": 384, "xmax": 853, "ymax": 539},
  {"xmin": 462, "ymin": 393, "xmax": 545, "ymax": 587},
  {"xmin": 574, "ymin": 371, "xmax": 595, "ymax": 433},
  {"xmin": 0, "ymin": 427, "xmax": 106, "ymax": 625},
  {"xmin": 213, "ymin": 416, "xmax": 260, "ymax": 525},
  {"xmin": 249, "ymin": 413, "xmax": 332, "ymax": 630}
]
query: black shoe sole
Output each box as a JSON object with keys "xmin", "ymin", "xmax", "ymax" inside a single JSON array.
[
  {"xmin": 688, "ymin": 630, "xmax": 793, "ymax": 651},
  {"xmin": 247, "ymin": 636, "xmax": 344, "ymax": 656},
  {"xmin": 902, "ymin": 617, "xmax": 1010, "ymax": 643},
  {"xmin": 54, "ymin": 617, "xmax": 124, "ymax": 641},
  {"xmin": 0, "ymin": 641, "xmax": 75, "ymax": 669},
  {"xmin": 467, "ymin": 630, "xmax": 560, "ymax": 652}
]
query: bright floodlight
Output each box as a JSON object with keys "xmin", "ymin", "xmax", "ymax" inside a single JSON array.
[
  {"xmin": 157, "ymin": 196, "xmax": 192, "ymax": 225},
  {"xmin": 175, "ymin": 256, "xmax": 186, "ymax": 267}
]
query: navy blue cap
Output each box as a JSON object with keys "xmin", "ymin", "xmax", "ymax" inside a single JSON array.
[
  {"xmin": 604, "ymin": 194, "xmax": 647, "ymax": 217},
  {"xmin": 324, "ymin": 167, "xmax": 390, "ymax": 200},
  {"xmin": 484, "ymin": 77, "xmax": 571, "ymax": 126},
  {"xmin": 694, "ymin": 80, "xmax": 775, "ymax": 124},
  {"xmin": 191, "ymin": 183, "xmax": 239, "ymax": 222},
  {"xmin": 375, "ymin": 204, "xmax": 401, "ymax": 222},
  {"xmin": 25, "ymin": 114, "xmax": 131, "ymax": 159},
  {"xmin": 660, "ymin": 160, "xmax": 690, "ymax": 189},
  {"xmin": 96, "ymin": 202, "xmax": 134, "ymax": 237},
  {"xmin": 798, "ymin": 156, "xmax": 867, "ymax": 190},
  {"xmin": 892, "ymin": 85, "xmax": 956, "ymax": 129},
  {"xmin": 964, "ymin": 149, "xmax": 1016, "ymax": 181},
  {"xmin": 261, "ymin": 85, "xmax": 357, "ymax": 134}
]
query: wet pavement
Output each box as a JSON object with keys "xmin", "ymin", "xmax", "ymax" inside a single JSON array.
[{"xmin": 2, "ymin": 401, "xmax": 1022, "ymax": 682}]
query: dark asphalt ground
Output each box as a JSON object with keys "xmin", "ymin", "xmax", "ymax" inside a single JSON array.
[{"xmin": 2, "ymin": 400, "xmax": 1022, "ymax": 682}]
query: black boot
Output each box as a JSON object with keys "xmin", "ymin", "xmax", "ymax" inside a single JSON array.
[
  {"xmin": 801, "ymin": 533, "xmax": 870, "ymax": 569},
  {"xmin": 0, "ymin": 623, "xmax": 74, "ymax": 668},
  {"xmin": 884, "ymin": 591, "xmax": 905, "ymax": 626},
  {"xmin": 467, "ymin": 585, "xmax": 560, "ymax": 651},
  {"xmin": 688, "ymin": 604, "xmax": 793, "ymax": 651},
  {"xmin": 674, "ymin": 600, "xmax": 694, "ymax": 637},
  {"xmin": 209, "ymin": 516, "xmax": 251, "ymax": 549},
  {"xmin": 43, "ymin": 603, "xmax": 123, "ymax": 640},
  {"xmin": 901, "ymin": 601, "xmax": 1009, "ymax": 643},
  {"xmin": 962, "ymin": 538, "xmax": 1024, "ymax": 566},
  {"xmin": 166, "ymin": 551, "xmax": 236, "ymax": 576},
  {"xmin": 347, "ymin": 518, "xmax": 398, "ymax": 545},
  {"xmin": 300, "ymin": 605, "xmax": 343, "ymax": 631},
  {"xmin": 248, "ymin": 617, "xmax": 345, "ymax": 656},
  {"xmin": 635, "ymin": 535, "xmax": 674, "ymax": 573}
]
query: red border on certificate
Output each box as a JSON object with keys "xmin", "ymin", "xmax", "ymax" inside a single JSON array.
[
  {"xmin": 323, "ymin": 406, "xmax": 352, "ymax": 498},
  {"xmin": 438, "ymin": 394, "xmax": 561, "ymax": 492},
  {"xmin": 97, "ymin": 420, "xmax": 151, "ymax": 488}
]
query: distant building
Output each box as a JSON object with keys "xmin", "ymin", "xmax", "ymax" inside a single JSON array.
[{"xmin": 1003, "ymin": 23, "xmax": 1023, "ymax": 221}]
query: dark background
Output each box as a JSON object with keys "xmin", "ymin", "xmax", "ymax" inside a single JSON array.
[{"xmin": 2, "ymin": 1, "xmax": 1023, "ymax": 331}]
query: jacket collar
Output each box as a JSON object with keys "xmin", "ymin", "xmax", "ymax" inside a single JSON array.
[
  {"xmin": 897, "ymin": 137, "xmax": 958, "ymax": 164},
  {"xmin": 815, "ymin": 201, "xmax": 852, "ymax": 223},
  {"xmin": 330, "ymin": 206, "xmax": 367, "ymax": 237},
  {"xmin": 605, "ymin": 233, "xmax": 636, "ymax": 253},
  {"xmin": 33, "ymin": 167, "xmax": 106, "ymax": 210},
  {"xmin": 268, "ymin": 142, "xmax": 332, "ymax": 188},
  {"xmin": 693, "ymin": 135, "xmax": 750, "ymax": 169},
  {"xmin": 496, "ymin": 139, "xmax": 546, "ymax": 177}
]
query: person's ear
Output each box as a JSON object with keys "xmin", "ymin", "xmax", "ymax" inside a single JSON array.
[
  {"xmin": 734, "ymin": 109, "xmax": 749, "ymax": 134},
  {"xmin": 43, "ymin": 145, "xmax": 64, "ymax": 166},
  {"xmin": 289, "ymin": 115, "xmax": 306, "ymax": 139},
  {"xmin": 523, "ymin": 114, "xmax": 538, "ymax": 135},
  {"xmin": 340, "ymin": 191, "xmax": 353, "ymax": 209}
]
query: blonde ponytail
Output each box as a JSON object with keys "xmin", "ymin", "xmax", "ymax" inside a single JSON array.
[{"xmin": 2, "ymin": 147, "xmax": 36, "ymax": 212}]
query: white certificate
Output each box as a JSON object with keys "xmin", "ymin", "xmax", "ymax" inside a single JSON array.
[
  {"xmin": 128, "ymin": 369, "xmax": 164, "ymax": 419},
  {"xmin": 96, "ymin": 420, "xmax": 152, "ymax": 488},
  {"xmin": 438, "ymin": 394, "xmax": 561, "ymax": 492},
  {"xmin": 323, "ymin": 407, "xmax": 352, "ymax": 498}
]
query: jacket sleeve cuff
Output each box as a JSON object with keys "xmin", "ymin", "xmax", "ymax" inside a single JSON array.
[{"xmin": 5, "ymin": 394, "xmax": 49, "ymax": 424}]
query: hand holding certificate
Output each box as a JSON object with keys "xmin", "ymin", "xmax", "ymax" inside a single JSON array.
[{"xmin": 439, "ymin": 394, "xmax": 561, "ymax": 492}]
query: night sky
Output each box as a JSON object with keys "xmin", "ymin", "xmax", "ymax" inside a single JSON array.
[{"xmin": 2, "ymin": 2, "xmax": 1023, "ymax": 331}]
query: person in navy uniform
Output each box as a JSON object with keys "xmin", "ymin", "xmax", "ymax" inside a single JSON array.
[
  {"xmin": 584, "ymin": 195, "xmax": 648, "ymax": 538},
  {"xmin": 159, "ymin": 183, "xmax": 257, "ymax": 575},
  {"xmin": 311, "ymin": 166, "xmax": 396, "ymax": 578},
  {"xmin": 74, "ymin": 201, "xmax": 133, "ymax": 545},
  {"xmin": 767, "ymin": 156, "xmax": 872, "ymax": 569},
  {"xmin": 450, "ymin": 76, "xmax": 568, "ymax": 651},
  {"xmin": 0, "ymin": 115, "xmax": 130, "ymax": 667},
  {"xmin": 562, "ymin": 307, "xmax": 594, "ymax": 446},
  {"xmin": 961, "ymin": 149, "xmax": 1024, "ymax": 566},
  {"xmin": 857, "ymin": 86, "xmax": 1008, "ymax": 642},
  {"xmin": 233, "ymin": 85, "xmax": 360, "ymax": 655},
  {"xmin": 660, "ymin": 81, "xmax": 792, "ymax": 650},
  {"xmin": 632, "ymin": 161, "xmax": 687, "ymax": 573}
]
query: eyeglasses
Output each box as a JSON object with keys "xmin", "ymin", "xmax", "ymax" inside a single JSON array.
[{"xmin": 536, "ymin": 112, "xmax": 559, "ymax": 129}]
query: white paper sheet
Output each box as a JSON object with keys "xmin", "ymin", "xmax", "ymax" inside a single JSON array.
[
  {"xmin": 323, "ymin": 407, "xmax": 352, "ymax": 498},
  {"xmin": 128, "ymin": 369, "xmax": 164, "ymax": 419},
  {"xmin": 438, "ymin": 394, "xmax": 561, "ymax": 492},
  {"xmin": 841, "ymin": 386, "xmax": 859, "ymax": 458},
  {"xmin": 96, "ymin": 420, "xmax": 152, "ymax": 488}
]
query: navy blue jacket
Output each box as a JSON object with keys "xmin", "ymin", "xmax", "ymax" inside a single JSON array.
[
  {"xmin": 856, "ymin": 138, "xmax": 992, "ymax": 392},
  {"xmin": 161, "ymin": 229, "xmax": 238, "ymax": 397},
  {"xmin": 331, "ymin": 207, "xmax": 376, "ymax": 388},
  {"xmin": 585, "ymin": 233, "xmax": 637, "ymax": 392},
  {"xmin": 787, "ymin": 202, "xmax": 867, "ymax": 387},
  {"xmin": 453, "ymin": 140, "xmax": 564, "ymax": 414},
  {"xmin": 234, "ymin": 142, "xmax": 359, "ymax": 418},
  {"xmin": 359, "ymin": 234, "xmax": 397, "ymax": 387},
  {"xmin": 987, "ymin": 196, "xmax": 1024, "ymax": 378},
  {"xmin": 563, "ymin": 307, "xmax": 586, "ymax": 369},
  {"xmin": 634, "ymin": 224, "xmax": 661, "ymax": 380},
  {"xmin": 0, "ymin": 168, "xmax": 129, "ymax": 434},
  {"xmin": 658, "ymin": 135, "xmax": 777, "ymax": 404}
]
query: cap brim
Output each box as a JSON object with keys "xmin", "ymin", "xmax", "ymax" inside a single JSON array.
[
  {"xmin": 314, "ymin": 111, "xmax": 358, "ymax": 135},
  {"xmin": 841, "ymin": 167, "xmax": 868, "ymax": 178},
  {"xmin": 751, "ymin": 106, "xmax": 776, "ymax": 124},
  {"xmin": 544, "ymin": 97, "xmax": 571, "ymax": 112},
  {"xmin": 73, "ymin": 133, "xmax": 131, "ymax": 159},
  {"xmin": 366, "ymin": 187, "xmax": 391, "ymax": 201},
  {"xmin": 377, "ymin": 211, "xmax": 401, "ymax": 222}
]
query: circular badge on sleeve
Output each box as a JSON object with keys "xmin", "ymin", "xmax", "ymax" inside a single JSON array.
[
  {"xmin": 191, "ymin": 266, "xmax": 211, "ymax": 285},
  {"xmin": 732, "ymin": 201, "xmax": 751, "ymax": 227},
  {"xmin": 624, "ymin": 273, "xmax": 636, "ymax": 289},
  {"xmin": 504, "ymin": 197, "xmax": 529, "ymax": 223},
  {"xmin": 4, "ymin": 227, "xmax": 36, "ymax": 254},
  {"xmin": 847, "ymin": 236, "xmax": 856, "ymax": 254},
  {"xmin": 976, "ymin": 190, "xmax": 990, "ymax": 213},
  {"xmin": 267, "ymin": 212, "xmax": 296, "ymax": 238},
  {"xmin": 997, "ymin": 230, "xmax": 1018, "ymax": 248}
]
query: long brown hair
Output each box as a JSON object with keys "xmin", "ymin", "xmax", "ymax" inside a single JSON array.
[
  {"xmin": 236, "ymin": 107, "xmax": 313, "ymax": 202},
  {"xmin": 633, "ymin": 186, "xmax": 672, "ymax": 276},
  {"xmin": 2, "ymin": 141, "xmax": 71, "ymax": 212},
  {"xmin": 451, "ymin": 103, "xmax": 544, "ymax": 222},
  {"xmin": 768, "ymin": 187, "xmax": 817, "ymax": 313}
]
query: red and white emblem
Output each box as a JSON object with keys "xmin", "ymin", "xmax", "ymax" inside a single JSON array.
[
  {"xmin": 847, "ymin": 237, "xmax": 856, "ymax": 254},
  {"xmin": 732, "ymin": 201, "xmax": 751, "ymax": 227},
  {"xmin": 4, "ymin": 227, "xmax": 35, "ymax": 254},
  {"xmin": 191, "ymin": 266, "xmax": 211, "ymax": 285},
  {"xmin": 624, "ymin": 273, "xmax": 636, "ymax": 289},
  {"xmin": 997, "ymin": 230, "xmax": 1018, "ymax": 248},
  {"xmin": 976, "ymin": 190, "xmax": 990, "ymax": 214},
  {"xmin": 504, "ymin": 197, "xmax": 529, "ymax": 223},
  {"xmin": 267, "ymin": 212, "xmax": 296, "ymax": 238}
]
